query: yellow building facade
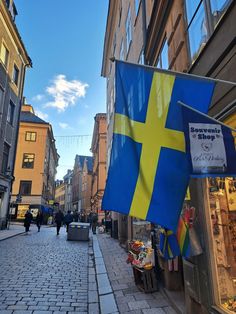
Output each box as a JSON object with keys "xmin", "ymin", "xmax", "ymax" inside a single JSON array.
[{"xmin": 11, "ymin": 104, "xmax": 59, "ymax": 219}]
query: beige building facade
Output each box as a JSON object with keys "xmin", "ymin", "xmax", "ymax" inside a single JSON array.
[
  {"xmin": 102, "ymin": 0, "xmax": 154, "ymax": 240},
  {"xmin": 0, "ymin": 0, "xmax": 31, "ymax": 228}
]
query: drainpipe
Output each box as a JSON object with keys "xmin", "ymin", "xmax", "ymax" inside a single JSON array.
[{"xmin": 142, "ymin": 0, "xmax": 147, "ymax": 64}]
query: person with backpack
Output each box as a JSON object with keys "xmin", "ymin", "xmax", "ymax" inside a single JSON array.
[{"xmin": 64, "ymin": 210, "xmax": 73, "ymax": 232}]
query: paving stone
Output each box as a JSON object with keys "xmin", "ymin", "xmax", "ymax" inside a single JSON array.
[
  {"xmin": 100, "ymin": 293, "xmax": 118, "ymax": 314},
  {"xmin": 7, "ymin": 305, "xmax": 28, "ymax": 310},
  {"xmin": 147, "ymin": 297, "xmax": 169, "ymax": 307},
  {"xmin": 128, "ymin": 300, "xmax": 150, "ymax": 310},
  {"xmin": 33, "ymin": 311, "xmax": 53, "ymax": 314},
  {"xmin": 12, "ymin": 311, "xmax": 33, "ymax": 314},
  {"xmin": 142, "ymin": 308, "xmax": 166, "ymax": 314},
  {"xmin": 97, "ymin": 273, "xmax": 112, "ymax": 295},
  {"xmin": 88, "ymin": 290, "xmax": 98, "ymax": 303},
  {"xmin": 117, "ymin": 302, "xmax": 130, "ymax": 312},
  {"xmin": 163, "ymin": 306, "xmax": 178, "ymax": 314},
  {"xmin": 88, "ymin": 302, "xmax": 100, "ymax": 314}
]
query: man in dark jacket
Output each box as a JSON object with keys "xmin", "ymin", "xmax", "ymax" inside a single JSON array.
[
  {"xmin": 55, "ymin": 210, "xmax": 64, "ymax": 235},
  {"xmin": 91, "ymin": 212, "xmax": 98, "ymax": 234},
  {"xmin": 36, "ymin": 210, "xmax": 43, "ymax": 232},
  {"xmin": 24, "ymin": 210, "xmax": 33, "ymax": 234},
  {"xmin": 64, "ymin": 210, "xmax": 73, "ymax": 232}
]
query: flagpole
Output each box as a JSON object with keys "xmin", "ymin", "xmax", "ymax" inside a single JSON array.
[
  {"xmin": 111, "ymin": 58, "xmax": 236, "ymax": 87},
  {"xmin": 177, "ymin": 101, "xmax": 236, "ymax": 133}
]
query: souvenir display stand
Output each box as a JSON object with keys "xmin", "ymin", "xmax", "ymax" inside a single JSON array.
[{"xmin": 127, "ymin": 240, "xmax": 158, "ymax": 293}]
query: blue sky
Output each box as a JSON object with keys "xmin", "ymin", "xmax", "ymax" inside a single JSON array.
[{"xmin": 14, "ymin": 0, "xmax": 108, "ymax": 179}]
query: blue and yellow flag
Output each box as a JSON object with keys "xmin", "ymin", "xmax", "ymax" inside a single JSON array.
[{"xmin": 102, "ymin": 61, "xmax": 215, "ymax": 232}]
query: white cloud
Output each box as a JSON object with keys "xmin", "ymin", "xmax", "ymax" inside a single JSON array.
[
  {"xmin": 44, "ymin": 74, "xmax": 89, "ymax": 112},
  {"xmin": 32, "ymin": 94, "xmax": 44, "ymax": 102},
  {"xmin": 59, "ymin": 122, "xmax": 69, "ymax": 129},
  {"xmin": 34, "ymin": 109, "xmax": 49, "ymax": 121}
]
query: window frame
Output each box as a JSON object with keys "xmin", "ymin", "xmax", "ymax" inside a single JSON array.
[
  {"xmin": 12, "ymin": 64, "xmax": 19, "ymax": 86},
  {"xmin": 25, "ymin": 131, "xmax": 37, "ymax": 142},
  {"xmin": 0, "ymin": 42, "xmax": 9, "ymax": 69},
  {"xmin": 19, "ymin": 180, "xmax": 32, "ymax": 196},
  {"xmin": 22, "ymin": 153, "xmax": 35, "ymax": 169}
]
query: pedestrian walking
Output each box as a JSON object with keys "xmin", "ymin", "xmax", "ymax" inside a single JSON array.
[
  {"xmin": 73, "ymin": 211, "xmax": 79, "ymax": 222},
  {"xmin": 24, "ymin": 209, "xmax": 33, "ymax": 234},
  {"xmin": 55, "ymin": 209, "xmax": 64, "ymax": 235},
  {"xmin": 36, "ymin": 210, "xmax": 43, "ymax": 232},
  {"xmin": 91, "ymin": 212, "xmax": 98, "ymax": 234},
  {"xmin": 64, "ymin": 210, "xmax": 73, "ymax": 232}
]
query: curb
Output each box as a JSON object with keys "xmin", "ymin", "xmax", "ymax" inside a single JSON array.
[
  {"xmin": 0, "ymin": 231, "xmax": 25, "ymax": 241},
  {"xmin": 92, "ymin": 234, "xmax": 119, "ymax": 314}
]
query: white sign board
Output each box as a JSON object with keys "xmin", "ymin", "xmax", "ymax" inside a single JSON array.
[{"xmin": 189, "ymin": 123, "xmax": 227, "ymax": 174}]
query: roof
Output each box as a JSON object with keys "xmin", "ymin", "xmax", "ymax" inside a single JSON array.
[
  {"xmin": 75, "ymin": 155, "xmax": 93, "ymax": 172},
  {"xmin": 20, "ymin": 111, "xmax": 49, "ymax": 124}
]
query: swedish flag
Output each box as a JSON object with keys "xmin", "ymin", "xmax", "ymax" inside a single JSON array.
[{"xmin": 102, "ymin": 61, "xmax": 215, "ymax": 232}]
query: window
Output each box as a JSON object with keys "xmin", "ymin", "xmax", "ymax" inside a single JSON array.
[
  {"xmin": 185, "ymin": 0, "xmax": 232, "ymax": 62},
  {"xmin": 19, "ymin": 181, "xmax": 32, "ymax": 195},
  {"xmin": 135, "ymin": 0, "xmax": 140, "ymax": 16},
  {"xmin": 0, "ymin": 43, "xmax": 9, "ymax": 68},
  {"xmin": 185, "ymin": 1, "xmax": 208, "ymax": 61},
  {"xmin": 156, "ymin": 39, "xmax": 169, "ymax": 69},
  {"xmin": 22, "ymin": 153, "xmax": 35, "ymax": 169},
  {"xmin": 138, "ymin": 49, "xmax": 145, "ymax": 65},
  {"xmin": 210, "ymin": 0, "xmax": 232, "ymax": 28},
  {"xmin": 126, "ymin": 7, "xmax": 132, "ymax": 53},
  {"xmin": 2, "ymin": 143, "xmax": 10, "ymax": 174},
  {"xmin": 7, "ymin": 100, "xmax": 15, "ymax": 125},
  {"xmin": 25, "ymin": 132, "xmax": 37, "ymax": 142},
  {"xmin": 13, "ymin": 64, "xmax": 19, "ymax": 86}
]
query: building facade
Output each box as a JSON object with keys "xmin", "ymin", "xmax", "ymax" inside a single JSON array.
[
  {"xmin": 63, "ymin": 169, "xmax": 73, "ymax": 213},
  {"xmin": 145, "ymin": 1, "xmax": 236, "ymax": 314},
  {"xmin": 91, "ymin": 113, "xmax": 107, "ymax": 223},
  {"xmin": 0, "ymin": 0, "xmax": 31, "ymax": 228},
  {"xmin": 11, "ymin": 104, "xmax": 59, "ymax": 219},
  {"xmin": 102, "ymin": 0, "xmax": 155, "ymax": 241},
  {"xmin": 80, "ymin": 157, "xmax": 93, "ymax": 220},
  {"xmin": 102, "ymin": 0, "xmax": 236, "ymax": 313},
  {"xmin": 55, "ymin": 180, "xmax": 65, "ymax": 213},
  {"xmin": 72, "ymin": 155, "xmax": 93, "ymax": 218}
]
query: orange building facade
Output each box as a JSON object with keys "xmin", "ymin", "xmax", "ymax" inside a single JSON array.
[
  {"xmin": 91, "ymin": 113, "xmax": 107, "ymax": 223},
  {"xmin": 11, "ymin": 104, "xmax": 59, "ymax": 219}
]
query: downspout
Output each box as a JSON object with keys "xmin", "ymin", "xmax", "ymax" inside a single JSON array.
[{"xmin": 142, "ymin": 0, "xmax": 147, "ymax": 64}]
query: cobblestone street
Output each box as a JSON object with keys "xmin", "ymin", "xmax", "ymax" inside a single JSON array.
[
  {"xmin": 0, "ymin": 225, "xmax": 178, "ymax": 314},
  {"xmin": 0, "ymin": 226, "xmax": 89, "ymax": 314}
]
